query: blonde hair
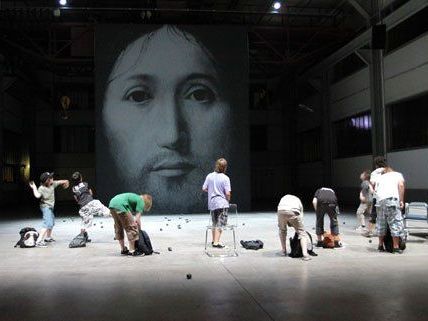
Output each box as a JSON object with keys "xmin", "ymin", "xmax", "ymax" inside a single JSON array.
[
  {"xmin": 142, "ymin": 194, "xmax": 153, "ymax": 212},
  {"xmin": 215, "ymin": 158, "xmax": 228, "ymax": 173}
]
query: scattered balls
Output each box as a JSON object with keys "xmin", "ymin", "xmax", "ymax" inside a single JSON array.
[{"xmin": 186, "ymin": 274, "xmax": 192, "ymax": 280}]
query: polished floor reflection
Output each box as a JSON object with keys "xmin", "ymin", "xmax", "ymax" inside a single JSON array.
[{"xmin": 1, "ymin": 211, "xmax": 427, "ymax": 321}]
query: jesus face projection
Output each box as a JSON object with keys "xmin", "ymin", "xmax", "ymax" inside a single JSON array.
[{"xmin": 98, "ymin": 25, "xmax": 249, "ymax": 213}]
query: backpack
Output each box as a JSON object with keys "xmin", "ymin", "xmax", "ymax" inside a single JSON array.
[
  {"xmin": 69, "ymin": 232, "xmax": 89, "ymax": 248},
  {"xmin": 289, "ymin": 231, "xmax": 317, "ymax": 258},
  {"xmin": 14, "ymin": 227, "xmax": 39, "ymax": 248},
  {"xmin": 383, "ymin": 225, "xmax": 406, "ymax": 253},
  {"xmin": 135, "ymin": 230, "xmax": 154, "ymax": 255},
  {"xmin": 240, "ymin": 240, "xmax": 264, "ymax": 250},
  {"xmin": 323, "ymin": 233, "xmax": 335, "ymax": 249}
]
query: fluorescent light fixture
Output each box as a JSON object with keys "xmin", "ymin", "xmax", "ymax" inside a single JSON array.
[
  {"xmin": 59, "ymin": 0, "xmax": 67, "ymax": 6},
  {"xmin": 273, "ymin": 2, "xmax": 281, "ymax": 10}
]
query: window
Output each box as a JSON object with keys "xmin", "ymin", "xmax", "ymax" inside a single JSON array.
[
  {"xmin": 389, "ymin": 93, "xmax": 428, "ymax": 151},
  {"xmin": 250, "ymin": 125, "xmax": 268, "ymax": 151},
  {"xmin": 297, "ymin": 128, "xmax": 321, "ymax": 163},
  {"xmin": 334, "ymin": 112, "xmax": 372, "ymax": 158},
  {"xmin": 386, "ymin": 6, "xmax": 428, "ymax": 53},
  {"xmin": 53, "ymin": 126, "xmax": 95, "ymax": 153}
]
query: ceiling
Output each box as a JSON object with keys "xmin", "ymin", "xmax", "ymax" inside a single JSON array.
[{"xmin": 0, "ymin": 0, "xmax": 410, "ymax": 79}]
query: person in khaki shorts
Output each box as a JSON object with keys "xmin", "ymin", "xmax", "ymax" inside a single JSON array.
[
  {"xmin": 277, "ymin": 194, "xmax": 311, "ymax": 261},
  {"xmin": 108, "ymin": 193, "xmax": 152, "ymax": 256}
]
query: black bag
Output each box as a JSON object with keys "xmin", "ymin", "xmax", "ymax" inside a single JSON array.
[
  {"xmin": 384, "ymin": 225, "xmax": 406, "ymax": 253},
  {"xmin": 69, "ymin": 232, "xmax": 88, "ymax": 248},
  {"xmin": 14, "ymin": 227, "xmax": 39, "ymax": 248},
  {"xmin": 289, "ymin": 231, "xmax": 317, "ymax": 258},
  {"xmin": 240, "ymin": 240, "xmax": 264, "ymax": 250},
  {"xmin": 135, "ymin": 230, "xmax": 154, "ymax": 255}
]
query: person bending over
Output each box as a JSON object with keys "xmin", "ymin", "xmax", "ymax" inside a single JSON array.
[
  {"xmin": 313, "ymin": 187, "xmax": 341, "ymax": 248},
  {"xmin": 277, "ymin": 194, "xmax": 311, "ymax": 261},
  {"xmin": 202, "ymin": 158, "xmax": 231, "ymax": 248},
  {"xmin": 71, "ymin": 171, "xmax": 111, "ymax": 241},
  {"xmin": 109, "ymin": 193, "xmax": 152, "ymax": 256},
  {"xmin": 29, "ymin": 172, "xmax": 69, "ymax": 247},
  {"xmin": 375, "ymin": 166, "xmax": 406, "ymax": 254},
  {"xmin": 355, "ymin": 170, "xmax": 374, "ymax": 231}
]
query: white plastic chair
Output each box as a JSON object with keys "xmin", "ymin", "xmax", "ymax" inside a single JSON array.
[{"xmin": 204, "ymin": 203, "xmax": 238, "ymax": 257}]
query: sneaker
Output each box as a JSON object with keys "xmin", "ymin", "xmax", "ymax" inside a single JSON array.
[
  {"xmin": 129, "ymin": 251, "xmax": 144, "ymax": 256},
  {"xmin": 121, "ymin": 247, "xmax": 130, "ymax": 255},
  {"xmin": 301, "ymin": 255, "xmax": 312, "ymax": 261},
  {"xmin": 36, "ymin": 241, "xmax": 47, "ymax": 248},
  {"xmin": 392, "ymin": 248, "xmax": 403, "ymax": 254},
  {"xmin": 316, "ymin": 241, "xmax": 324, "ymax": 247},
  {"xmin": 308, "ymin": 250, "xmax": 318, "ymax": 257},
  {"xmin": 44, "ymin": 238, "xmax": 55, "ymax": 242},
  {"xmin": 378, "ymin": 245, "xmax": 385, "ymax": 252},
  {"xmin": 212, "ymin": 243, "xmax": 225, "ymax": 248}
]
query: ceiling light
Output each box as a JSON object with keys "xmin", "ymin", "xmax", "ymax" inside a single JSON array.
[
  {"xmin": 59, "ymin": 0, "xmax": 67, "ymax": 6},
  {"xmin": 273, "ymin": 2, "xmax": 281, "ymax": 10}
]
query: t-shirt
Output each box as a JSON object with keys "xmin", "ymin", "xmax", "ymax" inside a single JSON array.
[
  {"xmin": 38, "ymin": 181, "xmax": 61, "ymax": 208},
  {"xmin": 72, "ymin": 182, "xmax": 94, "ymax": 208},
  {"xmin": 202, "ymin": 172, "xmax": 231, "ymax": 211},
  {"xmin": 361, "ymin": 180, "xmax": 373, "ymax": 203},
  {"xmin": 370, "ymin": 167, "xmax": 385, "ymax": 199},
  {"xmin": 376, "ymin": 171, "xmax": 405, "ymax": 202},
  {"xmin": 109, "ymin": 193, "xmax": 145, "ymax": 214},
  {"xmin": 277, "ymin": 194, "xmax": 304, "ymax": 217},
  {"xmin": 314, "ymin": 188, "xmax": 337, "ymax": 205}
]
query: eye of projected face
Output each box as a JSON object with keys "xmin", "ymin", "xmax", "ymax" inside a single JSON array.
[
  {"xmin": 184, "ymin": 85, "xmax": 216, "ymax": 104},
  {"xmin": 124, "ymin": 87, "xmax": 153, "ymax": 104}
]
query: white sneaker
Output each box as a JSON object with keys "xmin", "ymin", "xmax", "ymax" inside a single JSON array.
[
  {"xmin": 302, "ymin": 255, "xmax": 312, "ymax": 261},
  {"xmin": 36, "ymin": 241, "xmax": 47, "ymax": 248}
]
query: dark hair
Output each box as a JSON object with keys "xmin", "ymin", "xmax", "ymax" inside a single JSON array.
[
  {"xmin": 373, "ymin": 156, "xmax": 387, "ymax": 169},
  {"xmin": 71, "ymin": 171, "xmax": 82, "ymax": 186}
]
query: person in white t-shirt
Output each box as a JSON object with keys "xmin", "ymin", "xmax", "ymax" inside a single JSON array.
[
  {"xmin": 277, "ymin": 194, "xmax": 312, "ymax": 261},
  {"xmin": 376, "ymin": 166, "xmax": 406, "ymax": 253}
]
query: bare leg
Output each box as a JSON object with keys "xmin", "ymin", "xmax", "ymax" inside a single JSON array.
[
  {"xmin": 211, "ymin": 229, "xmax": 215, "ymax": 243},
  {"xmin": 317, "ymin": 234, "xmax": 323, "ymax": 242},
  {"xmin": 213, "ymin": 228, "xmax": 222, "ymax": 244},
  {"xmin": 128, "ymin": 239, "xmax": 136, "ymax": 252},
  {"xmin": 392, "ymin": 236, "xmax": 400, "ymax": 249},
  {"xmin": 37, "ymin": 228, "xmax": 47, "ymax": 243},
  {"xmin": 46, "ymin": 229, "xmax": 53, "ymax": 238},
  {"xmin": 378, "ymin": 235, "xmax": 385, "ymax": 248},
  {"xmin": 118, "ymin": 239, "xmax": 125, "ymax": 251},
  {"xmin": 278, "ymin": 230, "xmax": 287, "ymax": 254}
]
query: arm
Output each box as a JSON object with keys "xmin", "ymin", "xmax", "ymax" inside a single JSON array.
[
  {"xmin": 312, "ymin": 198, "xmax": 318, "ymax": 211},
  {"xmin": 398, "ymin": 179, "xmax": 405, "ymax": 209},
  {"xmin": 202, "ymin": 178, "xmax": 208, "ymax": 192},
  {"xmin": 359, "ymin": 191, "xmax": 366, "ymax": 203},
  {"xmin": 29, "ymin": 181, "xmax": 41, "ymax": 199},
  {"xmin": 89, "ymin": 189, "xmax": 93, "ymax": 196},
  {"xmin": 55, "ymin": 180, "xmax": 69, "ymax": 189},
  {"xmin": 135, "ymin": 212, "xmax": 142, "ymax": 227},
  {"xmin": 226, "ymin": 191, "xmax": 231, "ymax": 201}
]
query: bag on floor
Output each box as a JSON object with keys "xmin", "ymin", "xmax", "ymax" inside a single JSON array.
[
  {"xmin": 323, "ymin": 233, "xmax": 335, "ymax": 249},
  {"xmin": 289, "ymin": 231, "xmax": 317, "ymax": 258},
  {"xmin": 14, "ymin": 227, "xmax": 39, "ymax": 248},
  {"xmin": 240, "ymin": 240, "xmax": 264, "ymax": 250},
  {"xmin": 135, "ymin": 230, "xmax": 154, "ymax": 255},
  {"xmin": 383, "ymin": 225, "xmax": 406, "ymax": 253},
  {"xmin": 69, "ymin": 232, "xmax": 88, "ymax": 248}
]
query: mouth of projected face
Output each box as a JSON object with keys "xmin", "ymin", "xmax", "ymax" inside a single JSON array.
[{"xmin": 151, "ymin": 159, "xmax": 196, "ymax": 177}]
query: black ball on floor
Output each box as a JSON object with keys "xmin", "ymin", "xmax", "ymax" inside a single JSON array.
[
  {"xmin": 242, "ymin": 223, "xmax": 245, "ymax": 226},
  {"xmin": 94, "ymin": 223, "xmax": 96, "ymax": 226},
  {"xmin": 166, "ymin": 224, "xmax": 168, "ymax": 226},
  {"xmin": 63, "ymin": 220, "xmax": 66, "ymax": 222},
  {"xmin": 160, "ymin": 228, "xmax": 163, "ymax": 231},
  {"xmin": 101, "ymin": 226, "xmax": 104, "ymax": 228},
  {"xmin": 186, "ymin": 274, "xmax": 192, "ymax": 280},
  {"xmin": 369, "ymin": 239, "xmax": 372, "ymax": 243},
  {"xmin": 343, "ymin": 222, "xmax": 346, "ymax": 225},
  {"xmin": 168, "ymin": 247, "xmax": 172, "ymax": 251}
]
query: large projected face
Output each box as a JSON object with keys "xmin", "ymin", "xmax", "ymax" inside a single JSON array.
[{"xmin": 98, "ymin": 25, "xmax": 249, "ymax": 213}]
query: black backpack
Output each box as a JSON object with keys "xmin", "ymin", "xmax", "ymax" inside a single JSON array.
[
  {"xmin": 135, "ymin": 230, "xmax": 154, "ymax": 255},
  {"xmin": 289, "ymin": 231, "xmax": 317, "ymax": 258},
  {"xmin": 240, "ymin": 240, "xmax": 264, "ymax": 250},
  {"xmin": 14, "ymin": 227, "xmax": 39, "ymax": 248},
  {"xmin": 384, "ymin": 225, "xmax": 406, "ymax": 253}
]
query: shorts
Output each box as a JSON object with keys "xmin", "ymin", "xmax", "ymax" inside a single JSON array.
[
  {"xmin": 211, "ymin": 208, "xmax": 228, "ymax": 229},
  {"xmin": 376, "ymin": 199, "xmax": 404, "ymax": 237},
  {"xmin": 79, "ymin": 199, "xmax": 111, "ymax": 229},
  {"xmin": 41, "ymin": 206, "xmax": 55, "ymax": 229},
  {"xmin": 110, "ymin": 210, "xmax": 139, "ymax": 242},
  {"xmin": 277, "ymin": 210, "xmax": 306, "ymax": 239}
]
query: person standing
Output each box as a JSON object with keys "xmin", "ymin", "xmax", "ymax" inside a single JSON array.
[
  {"xmin": 108, "ymin": 193, "xmax": 152, "ymax": 256},
  {"xmin": 355, "ymin": 170, "xmax": 374, "ymax": 231},
  {"xmin": 71, "ymin": 171, "xmax": 111, "ymax": 241},
  {"xmin": 29, "ymin": 172, "xmax": 69, "ymax": 247},
  {"xmin": 202, "ymin": 158, "xmax": 231, "ymax": 248},
  {"xmin": 312, "ymin": 187, "xmax": 341, "ymax": 247},
  {"xmin": 277, "ymin": 194, "xmax": 312, "ymax": 261},
  {"xmin": 376, "ymin": 166, "xmax": 406, "ymax": 253}
]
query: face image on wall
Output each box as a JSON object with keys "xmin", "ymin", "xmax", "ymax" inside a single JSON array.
[{"xmin": 96, "ymin": 25, "xmax": 250, "ymax": 213}]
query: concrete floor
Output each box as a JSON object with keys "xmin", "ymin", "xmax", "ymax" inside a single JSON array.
[{"xmin": 1, "ymin": 211, "xmax": 428, "ymax": 321}]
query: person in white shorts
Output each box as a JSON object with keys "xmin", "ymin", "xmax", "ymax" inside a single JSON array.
[{"xmin": 71, "ymin": 172, "xmax": 111, "ymax": 241}]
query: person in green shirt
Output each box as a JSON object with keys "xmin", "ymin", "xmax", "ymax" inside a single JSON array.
[{"xmin": 109, "ymin": 193, "xmax": 152, "ymax": 256}]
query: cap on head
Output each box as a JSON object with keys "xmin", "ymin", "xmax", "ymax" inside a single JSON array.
[{"xmin": 40, "ymin": 172, "xmax": 54, "ymax": 184}]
